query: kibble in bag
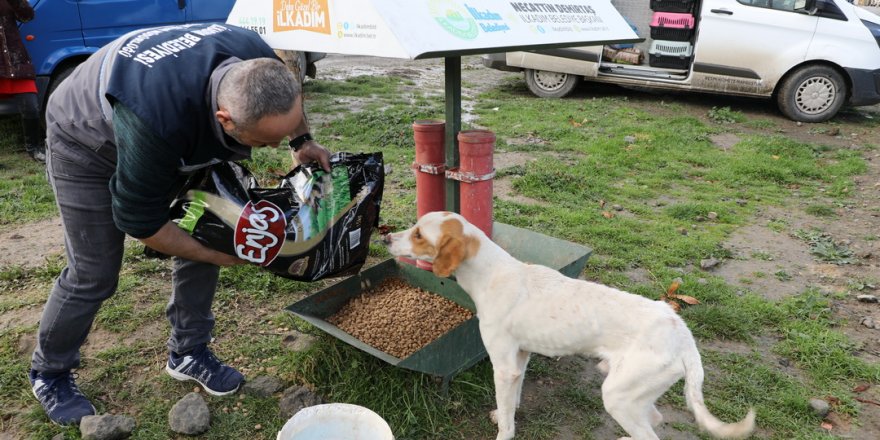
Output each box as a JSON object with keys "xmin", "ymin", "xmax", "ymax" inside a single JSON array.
[{"xmin": 169, "ymin": 152, "xmax": 384, "ymax": 281}]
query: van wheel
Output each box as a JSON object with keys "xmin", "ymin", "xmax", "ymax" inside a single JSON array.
[
  {"xmin": 525, "ymin": 69, "xmax": 579, "ymax": 98},
  {"xmin": 777, "ymin": 65, "xmax": 846, "ymax": 123}
]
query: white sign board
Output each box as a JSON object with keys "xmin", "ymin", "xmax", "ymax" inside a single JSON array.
[{"xmin": 227, "ymin": 0, "xmax": 639, "ymax": 59}]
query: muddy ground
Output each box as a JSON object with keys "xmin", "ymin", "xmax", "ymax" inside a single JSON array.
[{"xmin": 2, "ymin": 54, "xmax": 879, "ymax": 439}]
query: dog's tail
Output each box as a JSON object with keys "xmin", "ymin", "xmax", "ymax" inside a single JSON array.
[{"xmin": 683, "ymin": 344, "xmax": 756, "ymax": 439}]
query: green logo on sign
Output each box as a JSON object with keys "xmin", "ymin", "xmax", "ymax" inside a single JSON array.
[{"xmin": 429, "ymin": 0, "xmax": 478, "ymax": 40}]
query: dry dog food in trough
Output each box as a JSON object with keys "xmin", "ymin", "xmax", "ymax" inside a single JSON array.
[{"xmin": 327, "ymin": 278, "xmax": 473, "ymax": 359}]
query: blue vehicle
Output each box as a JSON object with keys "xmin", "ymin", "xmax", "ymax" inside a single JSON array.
[
  {"xmin": 0, "ymin": 0, "xmax": 236, "ymax": 116},
  {"xmin": 5, "ymin": 0, "xmax": 323, "ymax": 119}
]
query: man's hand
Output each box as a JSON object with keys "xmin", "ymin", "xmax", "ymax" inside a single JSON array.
[
  {"xmin": 294, "ymin": 140, "xmax": 331, "ymax": 172},
  {"xmin": 210, "ymin": 251, "xmax": 248, "ymax": 267},
  {"xmin": 140, "ymin": 222, "xmax": 248, "ymax": 267}
]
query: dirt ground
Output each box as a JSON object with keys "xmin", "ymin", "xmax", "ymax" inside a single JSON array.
[{"xmin": 3, "ymin": 54, "xmax": 880, "ymax": 439}]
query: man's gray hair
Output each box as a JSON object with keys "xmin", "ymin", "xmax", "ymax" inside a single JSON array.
[{"xmin": 217, "ymin": 57, "xmax": 301, "ymax": 129}]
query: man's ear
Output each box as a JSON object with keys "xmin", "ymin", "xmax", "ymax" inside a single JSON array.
[
  {"xmin": 432, "ymin": 233, "xmax": 465, "ymax": 278},
  {"xmin": 216, "ymin": 108, "xmax": 235, "ymax": 133}
]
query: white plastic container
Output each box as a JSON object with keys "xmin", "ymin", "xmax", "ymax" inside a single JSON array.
[{"xmin": 277, "ymin": 403, "xmax": 394, "ymax": 440}]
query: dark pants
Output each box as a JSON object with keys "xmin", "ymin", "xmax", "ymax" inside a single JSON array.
[
  {"xmin": 30, "ymin": 135, "xmax": 219, "ymax": 374},
  {"xmin": 16, "ymin": 92, "xmax": 43, "ymax": 155}
]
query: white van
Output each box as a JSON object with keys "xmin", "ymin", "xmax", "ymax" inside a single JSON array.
[{"xmin": 482, "ymin": 0, "xmax": 880, "ymax": 122}]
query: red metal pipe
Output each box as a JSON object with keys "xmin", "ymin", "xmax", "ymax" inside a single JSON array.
[
  {"xmin": 456, "ymin": 130, "xmax": 495, "ymax": 237},
  {"xmin": 413, "ymin": 119, "xmax": 447, "ymax": 217},
  {"xmin": 411, "ymin": 120, "xmax": 446, "ymax": 269}
]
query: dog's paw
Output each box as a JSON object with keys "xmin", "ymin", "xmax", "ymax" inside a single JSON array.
[
  {"xmin": 496, "ymin": 428, "xmax": 515, "ymax": 440},
  {"xmin": 489, "ymin": 409, "xmax": 498, "ymax": 425}
]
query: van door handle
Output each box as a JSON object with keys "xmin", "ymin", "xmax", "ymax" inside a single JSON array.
[
  {"xmin": 710, "ymin": 8, "xmax": 733, "ymax": 15},
  {"xmin": 178, "ymin": 0, "xmax": 186, "ymax": 9}
]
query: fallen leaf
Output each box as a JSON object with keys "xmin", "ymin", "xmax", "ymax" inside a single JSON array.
[
  {"xmin": 820, "ymin": 421, "xmax": 833, "ymax": 431},
  {"xmin": 667, "ymin": 281, "xmax": 681, "ymax": 295},
  {"xmin": 602, "ymin": 211, "xmax": 614, "ymax": 219},
  {"xmin": 671, "ymin": 294, "xmax": 701, "ymax": 305},
  {"xmin": 665, "ymin": 300, "xmax": 681, "ymax": 312},
  {"xmin": 568, "ymin": 117, "xmax": 582, "ymax": 127},
  {"xmin": 853, "ymin": 384, "xmax": 871, "ymax": 393},
  {"xmin": 772, "ymin": 155, "xmax": 780, "ymax": 160},
  {"xmin": 824, "ymin": 411, "xmax": 851, "ymax": 431},
  {"xmin": 855, "ymin": 397, "xmax": 880, "ymax": 407},
  {"xmin": 599, "ymin": 199, "xmax": 606, "ymax": 208}
]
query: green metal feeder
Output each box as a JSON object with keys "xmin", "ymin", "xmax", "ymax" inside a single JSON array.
[{"xmin": 287, "ymin": 221, "xmax": 592, "ymax": 388}]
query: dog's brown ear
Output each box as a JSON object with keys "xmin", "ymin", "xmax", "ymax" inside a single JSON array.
[{"xmin": 432, "ymin": 233, "xmax": 465, "ymax": 278}]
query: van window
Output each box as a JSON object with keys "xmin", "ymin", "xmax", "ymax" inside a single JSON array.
[
  {"xmin": 815, "ymin": 0, "xmax": 848, "ymax": 20},
  {"xmin": 738, "ymin": 0, "xmax": 847, "ymax": 18},
  {"xmin": 736, "ymin": 0, "xmax": 802, "ymax": 11}
]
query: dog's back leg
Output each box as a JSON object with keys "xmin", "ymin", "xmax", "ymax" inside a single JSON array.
[
  {"xmin": 601, "ymin": 360, "xmax": 682, "ymax": 440},
  {"xmin": 650, "ymin": 405, "xmax": 663, "ymax": 427},
  {"xmin": 602, "ymin": 394, "xmax": 661, "ymax": 440}
]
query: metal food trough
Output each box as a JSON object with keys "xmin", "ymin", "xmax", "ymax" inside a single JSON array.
[{"xmin": 287, "ymin": 221, "xmax": 592, "ymax": 389}]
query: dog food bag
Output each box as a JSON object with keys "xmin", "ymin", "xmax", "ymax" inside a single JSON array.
[{"xmin": 169, "ymin": 152, "xmax": 384, "ymax": 281}]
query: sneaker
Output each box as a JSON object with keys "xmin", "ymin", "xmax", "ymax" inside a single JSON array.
[
  {"xmin": 28, "ymin": 148, "xmax": 46, "ymax": 163},
  {"xmin": 29, "ymin": 369, "xmax": 96, "ymax": 425},
  {"xmin": 165, "ymin": 344, "xmax": 244, "ymax": 396}
]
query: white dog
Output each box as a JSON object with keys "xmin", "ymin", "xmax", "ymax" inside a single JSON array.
[{"xmin": 384, "ymin": 211, "xmax": 755, "ymax": 440}]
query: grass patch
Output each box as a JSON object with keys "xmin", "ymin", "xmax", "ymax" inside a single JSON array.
[
  {"xmin": 847, "ymin": 277, "xmax": 878, "ymax": 292},
  {"xmin": 700, "ymin": 351, "xmax": 840, "ymax": 439},
  {"xmin": 707, "ymin": 106, "xmax": 746, "ymax": 124},
  {"xmin": 0, "ymin": 116, "xmax": 56, "ymax": 226},
  {"xmin": 805, "ymin": 204, "xmax": 838, "ymax": 217},
  {"xmin": 306, "ymin": 75, "xmax": 406, "ymax": 98},
  {"xmin": 794, "ymin": 229, "xmax": 856, "ymax": 265},
  {"xmin": 767, "ymin": 218, "xmax": 789, "ymax": 233},
  {"xmin": 751, "ymin": 250, "xmax": 775, "ymax": 261},
  {"xmin": 299, "ymin": 336, "xmax": 495, "ymax": 439},
  {"xmin": 775, "ymin": 270, "xmax": 793, "ymax": 282}
]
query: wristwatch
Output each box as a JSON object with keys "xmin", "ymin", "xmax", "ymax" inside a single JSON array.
[{"xmin": 289, "ymin": 132, "xmax": 313, "ymax": 152}]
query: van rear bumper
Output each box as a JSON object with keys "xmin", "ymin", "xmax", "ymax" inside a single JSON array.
[
  {"xmin": 846, "ymin": 67, "xmax": 880, "ymax": 106},
  {"xmin": 481, "ymin": 53, "xmax": 522, "ymax": 72}
]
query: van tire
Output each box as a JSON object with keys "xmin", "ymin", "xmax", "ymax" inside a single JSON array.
[
  {"xmin": 777, "ymin": 65, "xmax": 846, "ymax": 123},
  {"xmin": 525, "ymin": 69, "xmax": 579, "ymax": 98}
]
